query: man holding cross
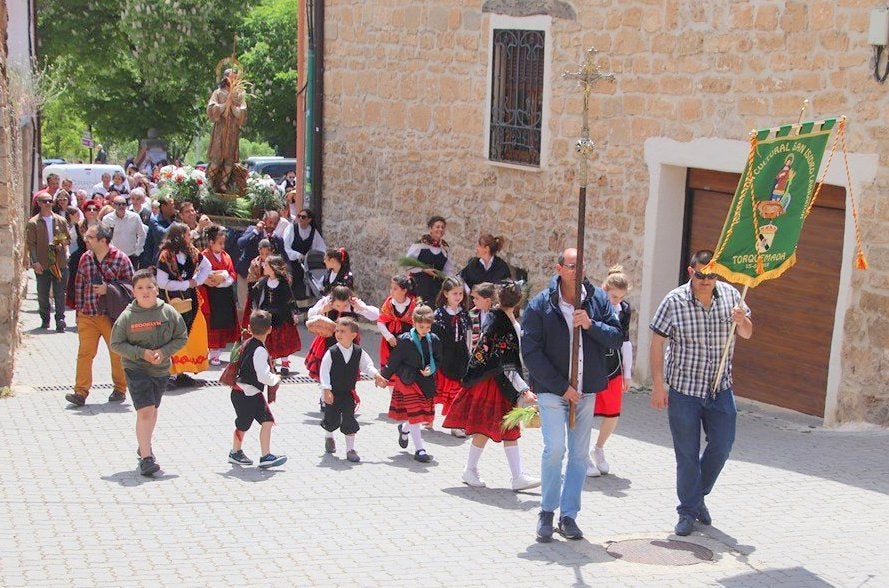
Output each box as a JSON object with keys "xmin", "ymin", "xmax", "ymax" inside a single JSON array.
[{"xmin": 522, "ymin": 248, "xmax": 623, "ymax": 542}]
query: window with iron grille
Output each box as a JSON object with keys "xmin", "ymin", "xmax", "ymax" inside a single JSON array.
[{"xmin": 489, "ymin": 29, "xmax": 545, "ymax": 167}]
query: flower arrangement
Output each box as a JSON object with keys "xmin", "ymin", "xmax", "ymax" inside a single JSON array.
[
  {"xmin": 397, "ymin": 256, "xmax": 447, "ymax": 280},
  {"xmin": 156, "ymin": 165, "xmax": 208, "ymax": 209},
  {"xmin": 46, "ymin": 229, "xmax": 69, "ymax": 280},
  {"xmin": 245, "ymin": 172, "xmax": 281, "ymax": 213}
]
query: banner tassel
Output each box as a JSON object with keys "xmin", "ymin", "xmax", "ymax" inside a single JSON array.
[
  {"xmin": 756, "ymin": 254, "xmax": 765, "ymax": 275},
  {"xmin": 856, "ymin": 250, "xmax": 869, "ymax": 270}
]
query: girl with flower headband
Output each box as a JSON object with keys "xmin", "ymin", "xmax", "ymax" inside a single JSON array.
[
  {"xmin": 430, "ymin": 276, "xmax": 471, "ymax": 437},
  {"xmin": 376, "ymin": 275, "xmax": 418, "ymax": 367},
  {"xmin": 443, "ymin": 280, "xmax": 540, "ymax": 490},
  {"xmin": 321, "ymin": 247, "xmax": 354, "ymax": 296},
  {"xmin": 404, "ymin": 215, "xmax": 454, "ymax": 306}
]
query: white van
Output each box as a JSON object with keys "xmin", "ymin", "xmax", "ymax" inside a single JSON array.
[{"xmin": 42, "ymin": 163, "xmax": 129, "ymax": 194}]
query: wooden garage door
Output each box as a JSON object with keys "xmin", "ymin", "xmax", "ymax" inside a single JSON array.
[{"xmin": 683, "ymin": 169, "xmax": 845, "ymax": 417}]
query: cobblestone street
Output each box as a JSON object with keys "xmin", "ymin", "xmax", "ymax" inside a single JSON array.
[{"xmin": 3, "ymin": 280, "xmax": 888, "ymax": 587}]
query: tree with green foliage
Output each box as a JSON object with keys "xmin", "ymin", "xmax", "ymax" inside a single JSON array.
[
  {"xmin": 238, "ymin": 0, "xmax": 298, "ymax": 156},
  {"xmin": 38, "ymin": 0, "xmax": 250, "ymax": 146}
]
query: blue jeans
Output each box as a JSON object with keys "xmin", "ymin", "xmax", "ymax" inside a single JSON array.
[
  {"xmin": 538, "ymin": 392, "xmax": 595, "ymax": 519},
  {"xmin": 668, "ymin": 388, "xmax": 737, "ymax": 518}
]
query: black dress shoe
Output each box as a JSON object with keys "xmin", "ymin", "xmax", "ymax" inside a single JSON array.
[
  {"xmin": 397, "ymin": 424, "xmax": 409, "ymax": 449},
  {"xmin": 56, "ymin": 320, "xmax": 67, "ymax": 332},
  {"xmin": 175, "ymin": 374, "xmax": 197, "ymax": 387},
  {"xmin": 413, "ymin": 450, "xmax": 432, "ymax": 463},
  {"xmin": 40, "ymin": 319, "xmax": 50, "ymax": 329}
]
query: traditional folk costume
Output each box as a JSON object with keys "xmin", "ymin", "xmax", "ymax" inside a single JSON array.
[
  {"xmin": 157, "ymin": 249, "xmax": 212, "ymax": 375},
  {"xmin": 405, "ymin": 235, "xmax": 454, "ymax": 306},
  {"xmin": 248, "ymin": 277, "xmax": 302, "ymax": 362},
  {"xmin": 458, "ymin": 255, "xmax": 512, "ymax": 292},
  {"xmin": 199, "ymin": 248, "xmax": 239, "ymax": 362},
  {"xmin": 444, "ymin": 309, "xmax": 528, "ymax": 442},
  {"xmin": 282, "ymin": 221, "xmax": 326, "ymax": 304},
  {"xmin": 381, "ymin": 329, "xmax": 442, "ymax": 460},
  {"xmin": 431, "ymin": 305, "xmax": 471, "ymax": 418},
  {"xmin": 468, "ymin": 307, "xmax": 491, "ymax": 349},
  {"xmin": 594, "ymin": 300, "xmax": 633, "ymax": 418},
  {"xmin": 320, "ymin": 343, "xmax": 379, "ymax": 444},
  {"xmin": 376, "ymin": 295, "xmax": 417, "ymax": 367},
  {"xmin": 320, "ymin": 267, "xmax": 354, "ymax": 296},
  {"xmin": 304, "ymin": 296, "xmax": 380, "ymax": 381}
]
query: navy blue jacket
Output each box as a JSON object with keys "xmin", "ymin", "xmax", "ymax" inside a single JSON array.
[
  {"xmin": 235, "ymin": 226, "xmax": 284, "ymax": 278},
  {"xmin": 521, "ymin": 276, "xmax": 624, "ymax": 396},
  {"xmin": 140, "ymin": 212, "xmax": 174, "ymax": 268}
]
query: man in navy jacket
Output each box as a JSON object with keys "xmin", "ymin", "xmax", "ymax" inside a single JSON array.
[
  {"xmin": 522, "ymin": 248, "xmax": 623, "ymax": 542},
  {"xmin": 235, "ymin": 210, "xmax": 285, "ymax": 321}
]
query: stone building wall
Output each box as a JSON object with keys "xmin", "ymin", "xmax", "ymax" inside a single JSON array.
[
  {"xmin": 319, "ymin": 0, "xmax": 889, "ymax": 425},
  {"xmin": 0, "ymin": 0, "xmax": 24, "ymax": 387}
]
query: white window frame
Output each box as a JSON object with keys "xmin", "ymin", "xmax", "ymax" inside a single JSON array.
[{"xmin": 483, "ymin": 14, "xmax": 553, "ymax": 172}]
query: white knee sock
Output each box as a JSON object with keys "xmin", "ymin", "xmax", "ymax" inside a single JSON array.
[
  {"xmin": 466, "ymin": 443, "xmax": 484, "ymax": 471},
  {"xmin": 345, "ymin": 434, "xmax": 355, "ymax": 451},
  {"xmin": 325, "ymin": 431, "xmax": 334, "ymax": 439},
  {"xmin": 409, "ymin": 423, "xmax": 425, "ymax": 452},
  {"xmin": 504, "ymin": 445, "xmax": 523, "ymax": 479}
]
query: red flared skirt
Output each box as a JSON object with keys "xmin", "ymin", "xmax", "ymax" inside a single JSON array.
[
  {"xmin": 207, "ymin": 324, "xmax": 239, "ymax": 349},
  {"xmin": 387, "ymin": 376, "xmax": 434, "ymax": 424},
  {"xmin": 443, "ymin": 377, "xmax": 520, "ymax": 442},
  {"xmin": 265, "ymin": 321, "xmax": 302, "ymax": 360},
  {"xmin": 433, "ymin": 371, "xmax": 463, "ymax": 415}
]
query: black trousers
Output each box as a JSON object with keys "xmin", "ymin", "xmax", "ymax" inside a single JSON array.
[
  {"xmin": 36, "ymin": 268, "xmax": 67, "ymax": 323},
  {"xmin": 321, "ymin": 390, "xmax": 359, "ymax": 435}
]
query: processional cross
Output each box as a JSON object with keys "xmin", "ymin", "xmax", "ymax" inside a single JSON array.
[{"xmin": 561, "ymin": 49, "xmax": 615, "ymax": 428}]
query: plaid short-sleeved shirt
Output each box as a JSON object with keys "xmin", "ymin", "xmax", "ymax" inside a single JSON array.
[
  {"xmin": 74, "ymin": 246, "xmax": 134, "ymax": 316},
  {"xmin": 649, "ymin": 281, "xmax": 750, "ymax": 398}
]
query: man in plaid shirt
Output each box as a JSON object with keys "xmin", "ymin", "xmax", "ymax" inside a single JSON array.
[
  {"xmin": 65, "ymin": 224, "xmax": 135, "ymax": 407},
  {"xmin": 649, "ymin": 249, "xmax": 752, "ymax": 537}
]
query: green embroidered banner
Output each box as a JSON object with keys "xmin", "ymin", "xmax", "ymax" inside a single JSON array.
[{"xmin": 709, "ymin": 119, "xmax": 836, "ymax": 288}]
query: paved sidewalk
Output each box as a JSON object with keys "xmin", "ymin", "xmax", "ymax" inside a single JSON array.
[{"xmin": 3, "ymin": 279, "xmax": 889, "ymax": 587}]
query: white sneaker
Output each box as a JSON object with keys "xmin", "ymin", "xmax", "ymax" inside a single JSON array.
[
  {"xmin": 462, "ymin": 468, "xmax": 486, "ymax": 487},
  {"xmin": 511, "ymin": 473, "xmax": 541, "ymax": 491},
  {"xmin": 586, "ymin": 459, "xmax": 601, "ymax": 477},
  {"xmin": 450, "ymin": 428, "xmax": 467, "ymax": 438},
  {"xmin": 593, "ymin": 446, "xmax": 610, "ymax": 475}
]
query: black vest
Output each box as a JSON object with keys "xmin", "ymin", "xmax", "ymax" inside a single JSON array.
[
  {"xmin": 237, "ymin": 338, "xmax": 266, "ymax": 392},
  {"xmin": 288, "ymin": 223, "xmax": 315, "ymax": 256},
  {"xmin": 330, "ymin": 344, "xmax": 362, "ymax": 394}
]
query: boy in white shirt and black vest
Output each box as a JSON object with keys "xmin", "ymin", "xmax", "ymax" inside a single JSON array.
[
  {"xmin": 228, "ymin": 310, "xmax": 287, "ymax": 469},
  {"xmin": 320, "ymin": 317, "xmax": 387, "ymax": 463}
]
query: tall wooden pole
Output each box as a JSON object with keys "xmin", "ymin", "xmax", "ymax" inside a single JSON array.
[{"xmin": 562, "ymin": 49, "xmax": 615, "ymax": 428}]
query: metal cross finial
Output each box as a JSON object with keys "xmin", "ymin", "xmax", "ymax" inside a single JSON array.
[{"xmin": 562, "ymin": 48, "xmax": 615, "ymax": 185}]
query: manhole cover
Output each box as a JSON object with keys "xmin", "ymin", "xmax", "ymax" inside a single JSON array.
[{"xmin": 606, "ymin": 539, "xmax": 713, "ymax": 566}]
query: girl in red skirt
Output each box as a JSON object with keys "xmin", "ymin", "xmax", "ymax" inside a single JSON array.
[
  {"xmin": 248, "ymin": 255, "xmax": 301, "ymax": 374},
  {"xmin": 241, "ymin": 238, "xmax": 274, "ymax": 329},
  {"xmin": 304, "ymin": 285, "xmax": 380, "ymax": 381},
  {"xmin": 587, "ymin": 265, "xmax": 633, "ymax": 477},
  {"xmin": 376, "ymin": 275, "xmax": 417, "ymax": 367},
  {"xmin": 200, "ymin": 226, "xmax": 239, "ymax": 365},
  {"xmin": 379, "ymin": 305, "xmax": 441, "ymax": 463},
  {"xmin": 431, "ymin": 276, "xmax": 470, "ymax": 437},
  {"xmin": 444, "ymin": 281, "xmax": 539, "ymax": 490}
]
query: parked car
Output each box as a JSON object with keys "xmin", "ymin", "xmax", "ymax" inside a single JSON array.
[
  {"xmin": 252, "ymin": 158, "xmax": 296, "ymax": 183},
  {"xmin": 244, "ymin": 156, "xmax": 283, "ymax": 172},
  {"xmin": 42, "ymin": 163, "xmax": 130, "ymax": 194},
  {"xmin": 42, "ymin": 157, "xmax": 66, "ymax": 168}
]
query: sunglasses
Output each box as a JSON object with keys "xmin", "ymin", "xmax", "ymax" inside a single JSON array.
[
  {"xmin": 39, "ymin": 199, "xmax": 53, "ymax": 204},
  {"xmin": 693, "ymin": 271, "xmax": 718, "ymax": 280},
  {"xmin": 113, "ymin": 202, "xmax": 128, "ymax": 207},
  {"xmin": 296, "ymin": 214, "xmax": 309, "ymax": 219},
  {"xmin": 85, "ymin": 207, "xmax": 98, "ymax": 212}
]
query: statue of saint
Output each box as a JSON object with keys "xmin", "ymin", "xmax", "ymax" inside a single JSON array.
[{"xmin": 206, "ymin": 68, "xmax": 247, "ymax": 193}]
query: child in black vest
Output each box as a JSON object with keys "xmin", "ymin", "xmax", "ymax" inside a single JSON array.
[
  {"xmin": 320, "ymin": 317, "xmax": 388, "ymax": 463},
  {"xmin": 228, "ymin": 310, "xmax": 287, "ymax": 469}
]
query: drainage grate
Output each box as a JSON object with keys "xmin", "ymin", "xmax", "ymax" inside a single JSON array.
[
  {"xmin": 606, "ymin": 539, "xmax": 713, "ymax": 566},
  {"xmin": 33, "ymin": 374, "xmax": 371, "ymax": 392}
]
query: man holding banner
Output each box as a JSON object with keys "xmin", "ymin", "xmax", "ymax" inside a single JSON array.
[{"xmin": 649, "ymin": 249, "xmax": 752, "ymax": 537}]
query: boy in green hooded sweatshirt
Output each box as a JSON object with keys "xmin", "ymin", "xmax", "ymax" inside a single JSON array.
[{"xmin": 111, "ymin": 269, "xmax": 188, "ymax": 476}]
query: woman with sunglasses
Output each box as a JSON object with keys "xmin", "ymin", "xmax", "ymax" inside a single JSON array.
[
  {"xmin": 54, "ymin": 191, "xmax": 83, "ymax": 310},
  {"xmin": 282, "ymin": 208, "xmax": 326, "ymax": 310}
]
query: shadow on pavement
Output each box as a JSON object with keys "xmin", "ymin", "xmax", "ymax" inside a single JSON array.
[
  {"xmin": 101, "ymin": 471, "xmax": 180, "ymax": 486},
  {"xmin": 701, "ymin": 524, "xmax": 756, "ymax": 557},
  {"xmin": 422, "ymin": 430, "xmax": 469, "ymax": 447},
  {"xmin": 717, "ymin": 566, "xmax": 835, "ymax": 587},
  {"xmin": 518, "ymin": 539, "xmax": 613, "ymax": 586},
  {"xmin": 583, "ymin": 474, "xmax": 631, "ymax": 498},
  {"xmin": 382, "ymin": 452, "xmax": 438, "ymax": 472},
  {"xmin": 216, "ymin": 466, "xmax": 284, "ymax": 482},
  {"xmin": 441, "ymin": 486, "xmax": 539, "ymax": 511},
  {"xmin": 67, "ymin": 403, "xmax": 132, "ymax": 415},
  {"xmin": 608, "ymin": 392, "xmax": 889, "ymax": 496}
]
